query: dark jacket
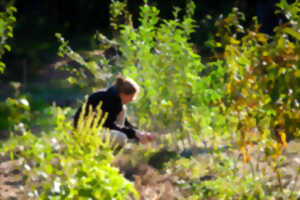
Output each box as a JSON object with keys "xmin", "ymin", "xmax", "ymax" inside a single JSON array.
[{"xmin": 73, "ymin": 86, "xmax": 138, "ymax": 139}]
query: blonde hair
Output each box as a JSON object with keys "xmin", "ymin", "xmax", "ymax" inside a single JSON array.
[{"xmin": 115, "ymin": 75, "xmax": 139, "ymax": 98}]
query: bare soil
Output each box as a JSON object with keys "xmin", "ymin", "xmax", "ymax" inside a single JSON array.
[
  {"xmin": 0, "ymin": 156, "xmax": 24, "ymax": 200},
  {"xmin": 0, "ymin": 140, "xmax": 299, "ymax": 200}
]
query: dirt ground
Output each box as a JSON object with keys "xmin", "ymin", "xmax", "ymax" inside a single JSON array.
[
  {"xmin": 0, "ymin": 140, "xmax": 299, "ymax": 200},
  {"xmin": 0, "ymin": 156, "xmax": 24, "ymax": 200}
]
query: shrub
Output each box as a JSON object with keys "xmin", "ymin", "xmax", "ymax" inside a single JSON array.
[
  {"xmin": 54, "ymin": 0, "xmax": 300, "ymax": 198},
  {"xmin": 1, "ymin": 103, "xmax": 138, "ymax": 199}
]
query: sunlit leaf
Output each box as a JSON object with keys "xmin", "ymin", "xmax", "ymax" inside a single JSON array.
[
  {"xmin": 256, "ymin": 33, "xmax": 268, "ymax": 43},
  {"xmin": 4, "ymin": 44, "xmax": 11, "ymax": 51},
  {"xmin": 230, "ymin": 37, "xmax": 240, "ymax": 45},
  {"xmin": 241, "ymin": 147, "xmax": 249, "ymax": 163},
  {"xmin": 45, "ymin": 164, "xmax": 53, "ymax": 174},
  {"xmin": 283, "ymin": 28, "xmax": 300, "ymax": 40},
  {"xmin": 279, "ymin": 131, "xmax": 288, "ymax": 148}
]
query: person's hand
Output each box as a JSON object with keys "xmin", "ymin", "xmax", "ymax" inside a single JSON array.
[
  {"xmin": 145, "ymin": 132, "xmax": 154, "ymax": 143},
  {"xmin": 135, "ymin": 131, "xmax": 154, "ymax": 144},
  {"xmin": 135, "ymin": 130, "xmax": 147, "ymax": 144}
]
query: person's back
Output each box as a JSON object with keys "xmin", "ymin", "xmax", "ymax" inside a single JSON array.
[{"xmin": 74, "ymin": 87, "xmax": 122, "ymax": 129}]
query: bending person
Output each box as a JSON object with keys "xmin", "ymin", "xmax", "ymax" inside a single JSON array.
[{"xmin": 73, "ymin": 75, "xmax": 153, "ymax": 147}]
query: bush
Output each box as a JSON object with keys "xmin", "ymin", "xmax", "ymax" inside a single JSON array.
[
  {"xmin": 54, "ymin": 0, "xmax": 300, "ymax": 199},
  {"xmin": 1, "ymin": 104, "xmax": 137, "ymax": 199},
  {"xmin": 0, "ymin": 96, "xmax": 31, "ymax": 131}
]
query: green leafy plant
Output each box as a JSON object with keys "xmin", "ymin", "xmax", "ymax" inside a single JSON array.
[
  {"xmin": 52, "ymin": 0, "xmax": 300, "ymax": 198},
  {"xmin": 196, "ymin": 1, "xmax": 299, "ymax": 198},
  {"xmin": 0, "ymin": 4, "xmax": 16, "ymax": 73},
  {"xmin": 0, "ymin": 96, "xmax": 31, "ymax": 131},
  {"xmin": 211, "ymin": 1, "xmax": 300, "ymax": 158},
  {"xmin": 113, "ymin": 0, "xmax": 230, "ymax": 152},
  {"xmin": 1, "ymin": 103, "xmax": 138, "ymax": 199},
  {"xmin": 55, "ymin": 32, "xmax": 117, "ymax": 89}
]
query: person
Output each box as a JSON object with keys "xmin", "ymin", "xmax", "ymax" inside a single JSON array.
[{"xmin": 73, "ymin": 75, "xmax": 153, "ymax": 147}]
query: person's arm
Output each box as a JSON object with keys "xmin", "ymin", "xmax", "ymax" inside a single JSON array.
[
  {"xmin": 102, "ymin": 98, "xmax": 150, "ymax": 143},
  {"xmin": 106, "ymin": 120, "xmax": 138, "ymax": 139},
  {"xmin": 107, "ymin": 117, "xmax": 153, "ymax": 143},
  {"xmin": 110, "ymin": 123, "xmax": 138, "ymax": 139},
  {"xmin": 124, "ymin": 118, "xmax": 154, "ymax": 143},
  {"xmin": 124, "ymin": 118, "xmax": 137, "ymax": 129}
]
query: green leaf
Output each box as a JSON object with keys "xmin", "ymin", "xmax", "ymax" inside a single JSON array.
[
  {"xmin": 9, "ymin": 16, "xmax": 16, "ymax": 22},
  {"xmin": 7, "ymin": 6, "xmax": 17, "ymax": 13},
  {"xmin": 45, "ymin": 164, "xmax": 53, "ymax": 174},
  {"xmin": 4, "ymin": 44, "xmax": 11, "ymax": 52},
  {"xmin": 79, "ymin": 188, "xmax": 93, "ymax": 197},
  {"xmin": 296, "ymin": 70, "xmax": 300, "ymax": 78},
  {"xmin": 7, "ymin": 32, "xmax": 13, "ymax": 38},
  {"xmin": 0, "ymin": 62, "xmax": 5, "ymax": 73},
  {"xmin": 67, "ymin": 76, "xmax": 76, "ymax": 84},
  {"xmin": 86, "ymin": 61, "xmax": 98, "ymax": 73},
  {"xmin": 283, "ymin": 28, "xmax": 300, "ymax": 40},
  {"xmin": 276, "ymin": 0, "xmax": 289, "ymax": 10},
  {"xmin": 0, "ymin": 19, "xmax": 4, "ymax": 35}
]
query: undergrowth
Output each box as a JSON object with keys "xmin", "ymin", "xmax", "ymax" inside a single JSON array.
[
  {"xmin": 0, "ymin": 0, "xmax": 299, "ymax": 199},
  {"xmin": 1, "ymin": 103, "xmax": 138, "ymax": 199}
]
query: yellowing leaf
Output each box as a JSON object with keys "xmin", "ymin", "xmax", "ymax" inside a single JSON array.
[
  {"xmin": 241, "ymin": 147, "xmax": 249, "ymax": 163},
  {"xmin": 279, "ymin": 131, "xmax": 288, "ymax": 148},
  {"xmin": 241, "ymin": 88, "xmax": 248, "ymax": 96},
  {"xmin": 227, "ymin": 83, "xmax": 232, "ymax": 94},
  {"xmin": 256, "ymin": 33, "xmax": 268, "ymax": 43},
  {"xmin": 230, "ymin": 37, "xmax": 240, "ymax": 45},
  {"xmin": 295, "ymin": 70, "xmax": 300, "ymax": 78},
  {"xmin": 262, "ymin": 51, "xmax": 268, "ymax": 56},
  {"xmin": 216, "ymin": 42, "xmax": 222, "ymax": 47},
  {"xmin": 277, "ymin": 37, "xmax": 285, "ymax": 49}
]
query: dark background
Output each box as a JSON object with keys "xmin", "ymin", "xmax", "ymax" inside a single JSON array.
[{"xmin": 1, "ymin": 0, "xmax": 282, "ymax": 82}]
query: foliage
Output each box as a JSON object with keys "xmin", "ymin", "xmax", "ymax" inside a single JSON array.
[
  {"xmin": 186, "ymin": 1, "xmax": 299, "ymax": 198},
  {"xmin": 191, "ymin": 163, "xmax": 266, "ymax": 199},
  {"xmin": 114, "ymin": 0, "xmax": 229, "ymax": 152},
  {"xmin": 211, "ymin": 1, "xmax": 300, "ymax": 162},
  {"xmin": 55, "ymin": 33, "xmax": 117, "ymax": 89},
  {"xmin": 0, "ymin": 96, "xmax": 31, "ymax": 131},
  {"xmin": 1, "ymin": 103, "xmax": 137, "ymax": 199},
  {"xmin": 189, "ymin": 159, "xmax": 275, "ymax": 200},
  {"xmin": 49, "ymin": 0, "xmax": 300, "ymax": 199},
  {"xmin": 0, "ymin": 82, "xmax": 32, "ymax": 131},
  {"xmin": 0, "ymin": 82, "xmax": 60, "ymax": 132},
  {"xmin": 55, "ymin": 0, "xmax": 229, "ymax": 148},
  {"xmin": 162, "ymin": 150, "xmax": 300, "ymax": 199},
  {"xmin": 0, "ymin": 4, "xmax": 16, "ymax": 73}
]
